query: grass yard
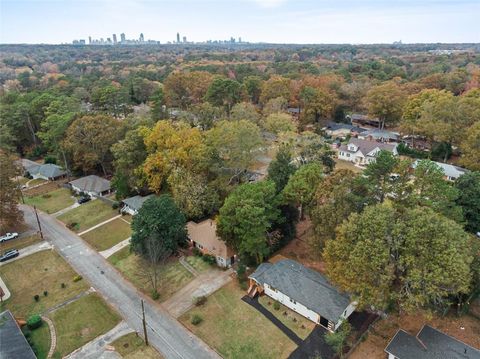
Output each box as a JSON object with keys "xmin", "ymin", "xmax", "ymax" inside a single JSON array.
[
  {"xmin": 334, "ymin": 158, "xmax": 363, "ymax": 173},
  {"xmin": 81, "ymin": 218, "xmax": 131, "ymax": 251},
  {"xmin": 28, "ymin": 322, "xmax": 51, "ymax": 359},
  {"xmin": 51, "ymin": 293, "xmax": 121, "ymax": 357},
  {"xmin": 179, "ymin": 281, "xmax": 297, "ymax": 359},
  {"xmin": 28, "ymin": 178, "xmax": 48, "ymax": 187},
  {"xmin": 258, "ymin": 295, "xmax": 315, "ymax": 340},
  {"xmin": 24, "ymin": 188, "xmax": 75, "ymax": 214},
  {"xmin": 58, "ymin": 200, "xmax": 118, "ymax": 233},
  {"xmin": 185, "ymin": 255, "xmax": 212, "ymax": 273},
  {"xmin": 109, "ymin": 247, "xmax": 193, "ymax": 301},
  {"xmin": 112, "ymin": 332, "xmax": 164, "ymax": 359},
  {"xmin": 0, "ymin": 233, "xmax": 42, "ymax": 252},
  {"xmin": 0, "ymin": 250, "xmax": 89, "ymax": 317}
]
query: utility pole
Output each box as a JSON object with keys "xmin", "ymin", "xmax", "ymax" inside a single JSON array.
[
  {"xmin": 141, "ymin": 300, "xmax": 149, "ymax": 346},
  {"xmin": 33, "ymin": 206, "xmax": 44, "ymax": 240}
]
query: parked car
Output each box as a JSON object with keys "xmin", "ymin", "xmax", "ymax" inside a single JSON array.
[
  {"xmin": 0, "ymin": 232, "xmax": 19, "ymax": 243},
  {"xmin": 0, "ymin": 249, "xmax": 19, "ymax": 262},
  {"xmin": 77, "ymin": 196, "xmax": 91, "ymax": 204}
]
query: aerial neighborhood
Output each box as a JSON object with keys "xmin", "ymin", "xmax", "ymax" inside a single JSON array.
[{"xmin": 1, "ymin": 37, "xmax": 480, "ymax": 359}]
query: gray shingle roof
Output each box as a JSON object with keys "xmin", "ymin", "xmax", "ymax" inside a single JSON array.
[
  {"xmin": 412, "ymin": 160, "xmax": 468, "ymax": 180},
  {"xmin": 36, "ymin": 163, "xmax": 66, "ymax": 178},
  {"xmin": 70, "ymin": 175, "xmax": 111, "ymax": 194},
  {"xmin": 122, "ymin": 194, "xmax": 155, "ymax": 211},
  {"xmin": 339, "ymin": 138, "xmax": 397, "ymax": 157},
  {"xmin": 360, "ymin": 129, "xmax": 399, "ymax": 141},
  {"xmin": 0, "ymin": 310, "xmax": 37, "ymax": 359},
  {"xmin": 385, "ymin": 325, "xmax": 480, "ymax": 359},
  {"xmin": 249, "ymin": 259, "xmax": 351, "ymax": 323}
]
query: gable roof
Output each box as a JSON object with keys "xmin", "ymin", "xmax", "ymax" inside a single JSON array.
[
  {"xmin": 339, "ymin": 138, "xmax": 397, "ymax": 157},
  {"xmin": 70, "ymin": 175, "xmax": 111, "ymax": 194},
  {"xmin": 249, "ymin": 259, "xmax": 351, "ymax": 323},
  {"xmin": 412, "ymin": 160, "xmax": 468, "ymax": 179},
  {"xmin": 0, "ymin": 310, "xmax": 37, "ymax": 359},
  {"xmin": 35, "ymin": 163, "xmax": 66, "ymax": 178},
  {"xmin": 325, "ymin": 122, "xmax": 367, "ymax": 133},
  {"xmin": 187, "ymin": 220, "xmax": 234, "ymax": 259},
  {"xmin": 122, "ymin": 194, "xmax": 155, "ymax": 211},
  {"xmin": 360, "ymin": 129, "xmax": 399, "ymax": 141},
  {"xmin": 385, "ymin": 325, "xmax": 480, "ymax": 359}
]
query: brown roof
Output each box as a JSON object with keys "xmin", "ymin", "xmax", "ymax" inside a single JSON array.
[{"xmin": 187, "ymin": 220, "xmax": 234, "ymax": 259}]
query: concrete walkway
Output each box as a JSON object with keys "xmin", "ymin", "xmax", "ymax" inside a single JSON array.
[
  {"xmin": 0, "ymin": 241, "xmax": 52, "ymax": 266},
  {"xmin": 99, "ymin": 238, "xmax": 130, "ymax": 258},
  {"xmin": 0, "ymin": 276, "xmax": 11, "ymax": 300},
  {"xmin": 42, "ymin": 316, "xmax": 57, "ymax": 359},
  {"xmin": 52, "ymin": 202, "xmax": 80, "ymax": 217},
  {"xmin": 162, "ymin": 268, "xmax": 233, "ymax": 318},
  {"xmin": 65, "ymin": 321, "xmax": 133, "ymax": 359},
  {"xmin": 179, "ymin": 256, "xmax": 199, "ymax": 276},
  {"xmin": 44, "ymin": 287, "xmax": 96, "ymax": 314},
  {"xmin": 78, "ymin": 215, "xmax": 122, "ymax": 236}
]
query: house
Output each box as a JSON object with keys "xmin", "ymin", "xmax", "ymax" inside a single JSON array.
[
  {"xmin": 248, "ymin": 259, "xmax": 356, "ymax": 332},
  {"xmin": 121, "ymin": 194, "xmax": 155, "ymax": 215},
  {"xmin": 385, "ymin": 325, "xmax": 480, "ymax": 359},
  {"xmin": 358, "ymin": 129, "xmax": 399, "ymax": 143},
  {"xmin": 0, "ymin": 310, "xmax": 37, "ymax": 359},
  {"xmin": 348, "ymin": 113, "xmax": 381, "ymax": 128},
  {"xmin": 69, "ymin": 175, "xmax": 112, "ymax": 197},
  {"xmin": 187, "ymin": 219, "xmax": 235, "ymax": 268},
  {"xmin": 18, "ymin": 159, "xmax": 67, "ymax": 181},
  {"xmin": 412, "ymin": 160, "xmax": 468, "ymax": 181},
  {"xmin": 338, "ymin": 138, "xmax": 398, "ymax": 166},
  {"xmin": 324, "ymin": 122, "xmax": 367, "ymax": 139}
]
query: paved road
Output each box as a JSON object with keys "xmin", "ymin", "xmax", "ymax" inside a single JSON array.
[{"xmin": 20, "ymin": 205, "xmax": 221, "ymax": 359}]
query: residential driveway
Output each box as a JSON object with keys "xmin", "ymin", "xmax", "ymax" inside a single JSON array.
[
  {"xmin": 65, "ymin": 321, "xmax": 133, "ymax": 359},
  {"xmin": 163, "ymin": 268, "xmax": 233, "ymax": 318},
  {"xmin": 99, "ymin": 238, "xmax": 130, "ymax": 258},
  {"xmin": 20, "ymin": 205, "xmax": 221, "ymax": 359},
  {"xmin": 0, "ymin": 241, "xmax": 52, "ymax": 266}
]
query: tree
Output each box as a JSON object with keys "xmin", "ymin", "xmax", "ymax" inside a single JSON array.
[
  {"xmin": 282, "ymin": 162, "xmax": 324, "ymax": 220},
  {"xmin": 205, "ymin": 78, "xmax": 244, "ymax": 113},
  {"xmin": 324, "ymin": 204, "xmax": 473, "ymax": 312},
  {"xmin": 149, "ymin": 87, "xmax": 167, "ymax": 120},
  {"xmin": 300, "ymin": 86, "xmax": 334, "ymax": 125},
  {"xmin": 189, "ymin": 102, "xmax": 225, "ymax": 130},
  {"xmin": 230, "ymin": 102, "xmax": 260, "ymax": 124},
  {"xmin": 262, "ymin": 113, "xmax": 296, "ymax": 135},
  {"xmin": 0, "ymin": 151, "xmax": 23, "ymax": 232},
  {"xmin": 263, "ymin": 97, "xmax": 288, "ymax": 116},
  {"xmin": 131, "ymin": 195, "xmax": 187, "ymax": 255},
  {"xmin": 267, "ymin": 145, "xmax": 296, "ymax": 193},
  {"xmin": 164, "ymin": 71, "xmax": 214, "ymax": 108},
  {"xmin": 364, "ymin": 81, "xmax": 407, "ymax": 129},
  {"xmin": 91, "ymin": 84, "xmax": 129, "ymax": 118},
  {"xmin": 325, "ymin": 322, "xmax": 351, "ymax": 357},
  {"xmin": 455, "ymin": 171, "xmax": 480, "ymax": 234},
  {"xmin": 244, "ymin": 76, "xmax": 262, "ymax": 104},
  {"xmin": 143, "ymin": 121, "xmax": 207, "ymax": 192},
  {"xmin": 460, "ymin": 122, "xmax": 480, "ymax": 171},
  {"xmin": 286, "ymin": 131, "xmax": 335, "ymax": 172},
  {"xmin": 139, "ymin": 234, "xmax": 172, "ymax": 297},
  {"xmin": 363, "ymin": 150, "xmax": 399, "ymax": 203},
  {"xmin": 217, "ymin": 181, "xmax": 280, "ymax": 263},
  {"xmin": 260, "ymin": 76, "xmax": 291, "ymax": 105},
  {"xmin": 63, "ymin": 114, "xmax": 123, "ymax": 175},
  {"xmin": 206, "ymin": 120, "xmax": 263, "ymax": 184}
]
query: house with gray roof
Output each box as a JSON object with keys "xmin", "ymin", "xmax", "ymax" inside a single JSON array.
[
  {"xmin": 358, "ymin": 128, "xmax": 399, "ymax": 143},
  {"xmin": 338, "ymin": 138, "xmax": 398, "ymax": 166},
  {"xmin": 412, "ymin": 160, "xmax": 468, "ymax": 182},
  {"xmin": 121, "ymin": 194, "xmax": 155, "ymax": 215},
  {"xmin": 248, "ymin": 259, "xmax": 356, "ymax": 332},
  {"xmin": 69, "ymin": 175, "xmax": 111, "ymax": 197},
  {"xmin": 18, "ymin": 159, "xmax": 66, "ymax": 181},
  {"xmin": 0, "ymin": 310, "xmax": 36, "ymax": 359},
  {"xmin": 385, "ymin": 325, "xmax": 480, "ymax": 359},
  {"xmin": 324, "ymin": 122, "xmax": 367, "ymax": 139}
]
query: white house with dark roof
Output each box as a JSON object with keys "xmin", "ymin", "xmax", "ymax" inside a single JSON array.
[
  {"xmin": 69, "ymin": 175, "xmax": 111, "ymax": 197},
  {"xmin": 412, "ymin": 160, "xmax": 468, "ymax": 182},
  {"xmin": 338, "ymin": 138, "xmax": 398, "ymax": 166},
  {"xmin": 121, "ymin": 194, "xmax": 155, "ymax": 215},
  {"xmin": 248, "ymin": 259, "xmax": 356, "ymax": 332},
  {"xmin": 385, "ymin": 325, "xmax": 480, "ymax": 359}
]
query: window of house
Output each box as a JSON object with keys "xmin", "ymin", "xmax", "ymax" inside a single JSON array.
[
  {"xmin": 346, "ymin": 153, "xmax": 350, "ymax": 157},
  {"xmin": 290, "ymin": 298, "xmax": 296, "ymax": 304}
]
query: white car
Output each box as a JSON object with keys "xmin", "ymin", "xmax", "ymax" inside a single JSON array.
[{"xmin": 0, "ymin": 232, "xmax": 19, "ymax": 243}]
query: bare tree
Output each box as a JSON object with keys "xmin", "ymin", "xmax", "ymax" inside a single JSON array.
[{"xmin": 139, "ymin": 235, "xmax": 172, "ymax": 296}]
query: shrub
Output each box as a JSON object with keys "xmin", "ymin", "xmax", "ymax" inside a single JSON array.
[
  {"xmin": 33, "ymin": 295, "xmax": 40, "ymax": 302},
  {"xmin": 67, "ymin": 222, "xmax": 79, "ymax": 230},
  {"xmin": 151, "ymin": 290, "xmax": 160, "ymax": 300},
  {"xmin": 201, "ymin": 254, "xmax": 216, "ymax": 265},
  {"xmin": 73, "ymin": 275, "xmax": 83, "ymax": 282},
  {"xmin": 27, "ymin": 315, "xmax": 43, "ymax": 330},
  {"xmin": 61, "ymin": 283, "xmax": 66, "ymax": 289},
  {"xmin": 44, "ymin": 156, "xmax": 57, "ymax": 164},
  {"xmin": 191, "ymin": 314, "xmax": 203, "ymax": 325},
  {"xmin": 325, "ymin": 321, "xmax": 351, "ymax": 355},
  {"xmin": 112, "ymin": 202, "xmax": 119, "ymax": 210},
  {"xmin": 193, "ymin": 296, "xmax": 207, "ymax": 306},
  {"xmin": 43, "ymin": 291, "xmax": 48, "ymax": 297},
  {"xmin": 42, "ymin": 194, "xmax": 52, "ymax": 199},
  {"xmin": 273, "ymin": 302, "xmax": 280, "ymax": 311},
  {"xmin": 239, "ymin": 280, "xmax": 248, "ymax": 290},
  {"xmin": 192, "ymin": 247, "xmax": 202, "ymax": 257}
]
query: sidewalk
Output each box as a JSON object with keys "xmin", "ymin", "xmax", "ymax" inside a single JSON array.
[
  {"xmin": 78, "ymin": 215, "xmax": 122, "ymax": 236},
  {"xmin": 99, "ymin": 238, "xmax": 130, "ymax": 258},
  {"xmin": 52, "ymin": 202, "xmax": 80, "ymax": 217}
]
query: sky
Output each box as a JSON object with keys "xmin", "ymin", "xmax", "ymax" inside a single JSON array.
[{"xmin": 1, "ymin": 0, "xmax": 479, "ymax": 44}]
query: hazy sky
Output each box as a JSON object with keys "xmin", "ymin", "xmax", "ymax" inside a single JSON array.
[{"xmin": 1, "ymin": 0, "xmax": 479, "ymax": 44}]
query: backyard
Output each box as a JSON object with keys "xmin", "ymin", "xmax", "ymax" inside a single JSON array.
[
  {"xmin": 58, "ymin": 200, "xmax": 118, "ymax": 233},
  {"xmin": 108, "ymin": 247, "xmax": 193, "ymax": 301},
  {"xmin": 81, "ymin": 217, "xmax": 132, "ymax": 251},
  {"xmin": 179, "ymin": 281, "xmax": 297, "ymax": 359},
  {"xmin": 112, "ymin": 332, "xmax": 164, "ymax": 359},
  {"xmin": 0, "ymin": 250, "xmax": 89, "ymax": 317},
  {"xmin": 24, "ymin": 188, "xmax": 75, "ymax": 214}
]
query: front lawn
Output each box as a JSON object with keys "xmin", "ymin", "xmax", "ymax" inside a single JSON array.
[
  {"xmin": 109, "ymin": 247, "xmax": 193, "ymax": 301},
  {"xmin": 58, "ymin": 200, "xmax": 118, "ymax": 233},
  {"xmin": 24, "ymin": 188, "xmax": 75, "ymax": 214},
  {"xmin": 28, "ymin": 178, "xmax": 48, "ymax": 187},
  {"xmin": 258, "ymin": 295, "xmax": 315, "ymax": 340},
  {"xmin": 28, "ymin": 322, "xmax": 51, "ymax": 359},
  {"xmin": 112, "ymin": 332, "xmax": 164, "ymax": 359},
  {"xmin": 185, "ymin": 255, "xmax": 212, "ymax": 273},
  {"xmin": 179, "ymin": 281, "xmax": 297, "ymax": 359},
  {"xmin": 0, "ymin": 233, "xmax": 42, "ymax": 252},
  {"xmin": 81, "ymin": 218, "xmax": 131, "ymax": 251},
  {"xmin": 51, "ymin": 293, "xmax": 121, "ymax": 357},
  {"xmin": 0, "ymin": 250, "xmax": 89, "ymax": 317}
]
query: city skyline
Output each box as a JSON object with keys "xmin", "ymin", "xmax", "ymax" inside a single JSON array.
[{"xmin": 1, "ymin": 0, "xmax": 479, "ymax": 44}]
